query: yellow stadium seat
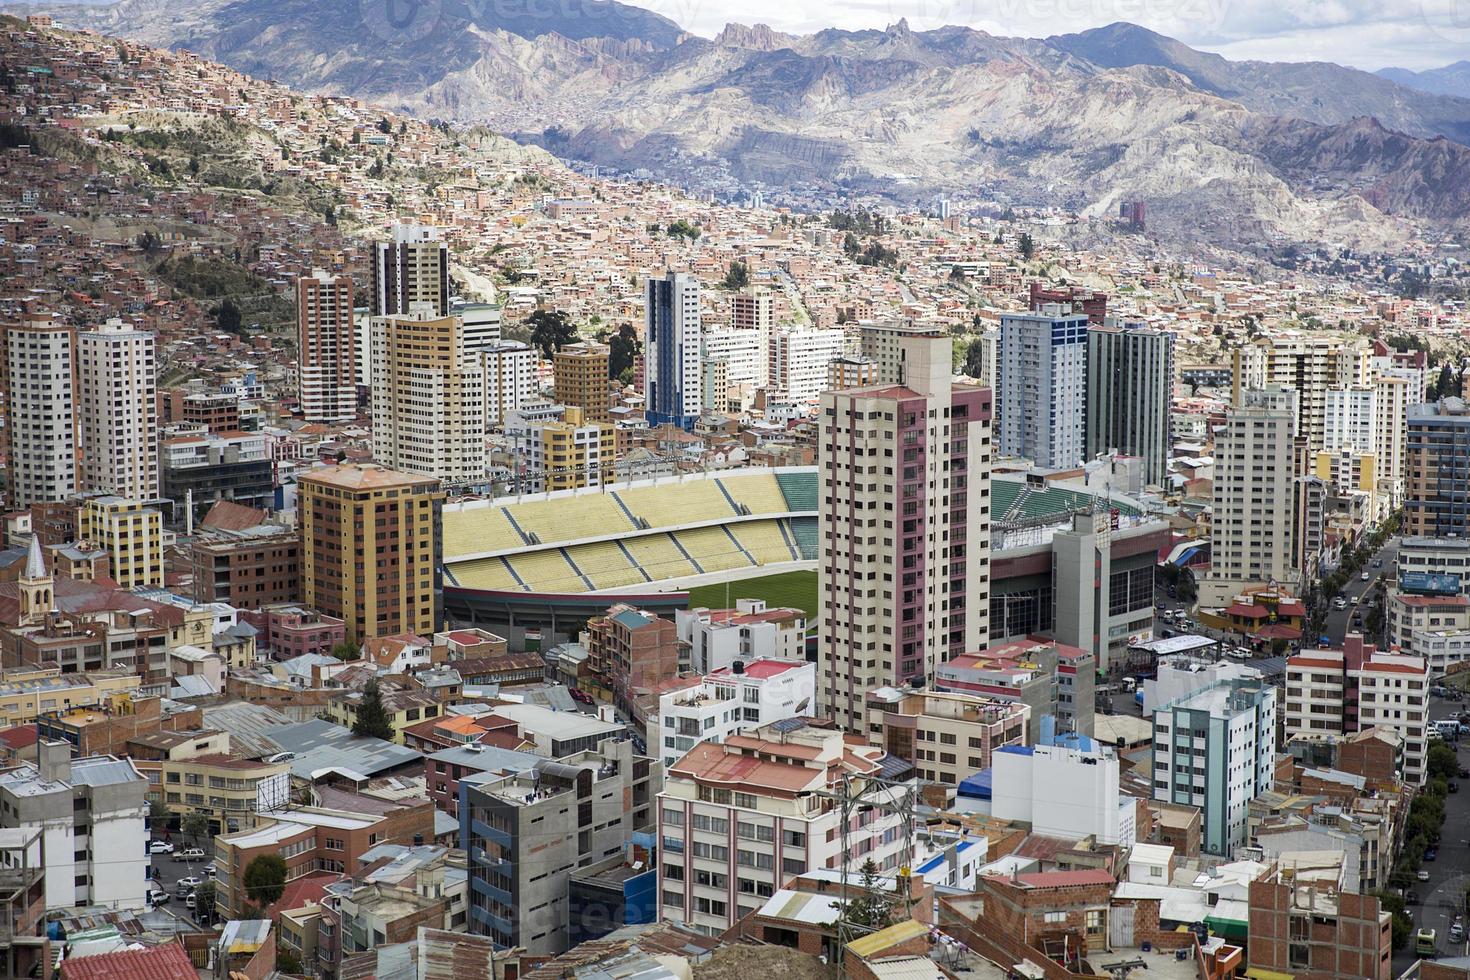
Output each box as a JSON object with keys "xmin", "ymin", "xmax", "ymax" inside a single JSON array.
[
  {"xmin": 506, "ymin": 494, "xmax": 635, "ymax": 545},
  {"xmin": 730, "ymin": 520, "xmax": 799, "ymax": 565},
  {"xmin": 623, "ymin": 534, "xmax": 698, "ymax": 580},
  {"xmin": 448, "ymin": 556, "xmax": 524, "ymax": 591},
  {"xmin": 507, "ymin": 550, "xmax": 586, "ymax": 593},
  {"xmin": 441, "ymin": 504, "xmax": 526, "ymax": 559},
  {"xmin": 616, "ymin": 479, "xmax": 734, "ymax": 528},
  {"xmin": 674, "ymin": 527, "xmax": 754, "ymax": 573},
  {"xmin": 565, "ymin": 540, "xmax": 647, "ymax": 590},
  {"xmin": 718, "ymin": 474, "xmax": 790, "ymax": 516}
]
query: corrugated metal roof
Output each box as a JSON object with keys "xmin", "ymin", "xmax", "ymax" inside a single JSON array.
[
  {"xmin": 263, "ymin": 718, "xmax": 422, "ymax": 779},
  {"xmin": 847, "ymin": 920, "xmax": 931, "ymax": 959}
]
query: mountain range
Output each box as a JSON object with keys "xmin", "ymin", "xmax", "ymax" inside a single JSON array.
[
  {"xmin": 21, "ymin": 0, "xmax": 1470, "ymax": 245},
  {"xmin": 1378, "ymin": 62, "xmax": 1470, "ymax": 100}
]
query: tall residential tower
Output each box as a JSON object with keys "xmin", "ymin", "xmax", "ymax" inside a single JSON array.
[
  {"xmin": 644, "ymin": 271, "xmax": 701, "ymax": 430},
  {"xmin": 817, "ymin": 333, "xmax": 992, "ymax": 729}
]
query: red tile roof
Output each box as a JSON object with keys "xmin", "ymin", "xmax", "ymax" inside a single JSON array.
[
  {"xmin": 61, "ymin": 941, "xmax": 196, "ymax": 980},
  {"xmin": 1226, "ymin": 603, "xmax": 1269, "ymax": 619}
]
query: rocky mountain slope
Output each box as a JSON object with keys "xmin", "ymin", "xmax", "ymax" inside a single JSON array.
[
  {"xmin": 1049, "ymin": 23, "xmax": 1470, "ymax": 144},
  {"xmin": 1379, "ymin": 61, "xmax": 1470, "ymax": 99},
  {"xmin": 23, "ymin": 1, "xmax": 1470, "ymax": 245}
]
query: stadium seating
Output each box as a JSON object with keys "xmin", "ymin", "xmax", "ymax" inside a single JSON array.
[
  {"xmin": 447, "ymin": 556, "xmax": 523, "ymax": 591},
  {"xmin": 506, "ymin": 494, "xmax": 635, "ymax": 544},
  {"xmin": 505, "ymin": 549, "xmax": 586, "ymax": 593},
  {"xmin": 441, "ymin": 505, "xmax": 526, "ymax": 559},
  {"xmin": 787, "ymin": 517, "xmax": 819, "ymax": 560},
  {"xmin": 565, "ymin": 540, "xmax": 647, "ymax": 590},
  {"xmin": 718, "ymin": 473, "xmax": 791, "ymax": 515},
  {"xmin": 616, "ymin": 480, "xmax": 735, "ymax": 527},
  {"xmin": 775, "ymin": 471, "xmax": 817, "ymax": 513},
  {"xmin": 623, "ymin": 534, "xmax": 699, "ymax": 581},
  {"xmin": 674, "ymin": 527, "xmax": 754, "ymax": 574},
  {"xmin": 730, "ymin": 520, "xmax": 799, "ymax": 564}
]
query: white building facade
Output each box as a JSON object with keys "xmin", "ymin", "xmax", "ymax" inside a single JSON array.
[{"xmin": 650, "ymin": 658, "xmax": 817, "ymax": 768}]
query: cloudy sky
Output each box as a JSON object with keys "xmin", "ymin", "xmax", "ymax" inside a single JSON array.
[{"xmin": 633, "ymin": 0, "xmax": 1470, "ymax": 71}]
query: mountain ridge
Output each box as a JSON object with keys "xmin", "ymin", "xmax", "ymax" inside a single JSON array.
[{"xmin": 20, "ymin": 0, "xmax": 1470, "ymax": 245}]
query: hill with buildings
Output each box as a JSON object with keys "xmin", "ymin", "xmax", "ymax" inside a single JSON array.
[{"xmin": 18, "ymin": 2, "xmax": 1470, "ymax": 246}]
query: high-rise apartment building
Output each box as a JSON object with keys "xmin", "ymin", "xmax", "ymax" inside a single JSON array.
[
  {"xmin": 371, "ymin": 224, "xmax": 449, "ymax": 317},
  {"xmin": 701, "ymin": 329, "xmax": 765, "ymax": 389},
  {"xmin": 1405, "ymin": 398, "xmax": 1470, "ymax": 537},
  {"xmin": 452, "ymin": 300, "xmax": 502, "ymax": 356},
  {"xmin": 998, "ymin": 305, "xmax": 1088, "ymax": 469},
  {"xmin": 1373, "ymin": 374, "xmax": 1409, "ymax": 508},
  {"xmin": 482, "ymin": 341, "xmax": 537, "ymax": 428},
  {"xmin": 1, "ymin": 319, "xmax": 78, "ymax": 507},
  {"xmin": 645, "ymin": 271, "xmax": 701, "ymax": 430},
  {"xmin": 1202, "ymin": 387, "xmax": 1301, "ymax": 607},
  {"xmin": 296, "ymin": 270, "xmax": 357, "ymax": 424},
  {"xmin": 553, "ymin": 342, "xmax": 610, "ymax": 423},
  {"xmin": 77, "ymin": 318, "xmax": 158, "ymax": 501},
  {"xmin": 371, "ymin": 310, "xmax": 486, "ymax": 486},
  {"xmin": 817, "ymin": 333, "xmax": 992, "ymax": 729},
  {"xmin": 1231, "ymin": 334, "xmax": 1372, "ymax": 453},
  {"xmin": 299, "ymin": 463, "xmax": 443, "ymax": 644},
  {"xmin": 768, "ymin": 326, "xmax": 847, "ymax": 401},
  {"xmin": 1284, "ymin": 635, "xmax": 1430, "ymax": 784},
  {"xmin": 731, "ymin": 286, "xmax": 773, "ymax": 333},
  {"xmin": 858, "ymin": 320, "xmax": 945, "ymax": 385},
  {"xmin": 1085, "ymin": 322, "xmax": 1174, "ymax": 487}
]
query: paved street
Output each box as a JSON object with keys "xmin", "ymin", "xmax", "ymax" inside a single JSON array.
[
  {"xmin": 145, "ymin": 839, "xmax": 216, "ymax": 926},
  {"xmin": 1322, "ymin": 538, "xmax": 1401, "ymax": 646},
  {"xmin": 1391, "ymin": 692, "xmax": 1470, "ymax": 976}
]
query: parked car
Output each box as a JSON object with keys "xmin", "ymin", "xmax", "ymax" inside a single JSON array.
[
  {"xmin": 1426, "ymin": 847, "xmax": 1438, "ymax": 862},
  {"xmin": 202, "ymin": 864, "xmax": 217, "ymax": 878},
  {"xmin": 1418, "ymin": 869, "xmax": 1432, "ymax": 882},
  {"xmin": 176, "ymin": 875, "xmax": 202, "ymax": 893},
  {"xmin": 147, "ymin": 889, "xmax": 169, "ymax": 906},
  {"xmin": 1334, "ymin": 597, "xmax": 1349, "ymax": 609},
  {"xmin": 176, "ymin": 847, "xmax": 206, "ymax": 861},
  {"xmin": 569, "ymin": 689, "xmax": 593, "ymax": 705},
  {"xmin": 1361, "ymin": 571, "xmax": 1372, "ymax": 581},
  {"xmin": 1405, "ymin": 890, "xmax": 1421, "ymax": 905},
  {"xmin": 1450, "ymin": 781, "xmax": 1460, "ymax": 794},
  {"xmin": 184, "ymin": 891, "xmax": 197, "ymax": 910},
  {"xmin": 148, "ymin": 840, "xmax": 174, "ymax": 854},
  {"xmin": 1451, "ymin": 922, "xmax": 1465, "ymax": 944},
  {"xmin": 1372, "ymin": 558, "xmax": 1383, "ymax": 568},
  {"xmin": 1458, "ymin": 767, "xmax": 1469, "ymax": 779}
]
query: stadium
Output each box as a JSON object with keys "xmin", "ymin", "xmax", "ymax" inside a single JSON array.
[{"xmin": 440, "ymin": 467, "xmax": 818, "ymax": 646}]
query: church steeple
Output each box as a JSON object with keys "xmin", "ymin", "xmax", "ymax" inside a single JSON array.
[{"xmin": 18, "ymin": 536, "xmax": 51, "ymax": 627}]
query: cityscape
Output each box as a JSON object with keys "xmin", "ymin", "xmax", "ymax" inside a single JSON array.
[{"xmin": 0, "ymin": 6, "xmax": 1469, "ymax": 980}]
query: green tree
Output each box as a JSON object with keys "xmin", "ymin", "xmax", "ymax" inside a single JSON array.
[
  {"xmin": 666, "ymin": 219, "xmax": 701, "ymax": 241},
  {"xmin": 193, "ymin": 879, "xmax": 217, "ymax": 924},
  {"xmin": 242, "ymin": 853, "xmax": 288, "ymax": 908},
  {"xmin": 181, "ymin": 812, "xmax": 210, "ymax": 846},
  {"xmin": 276, "ymin": 942, "xmax": 302, "ymax": 974},
  {"xmin": 840, "ymin": 858, "xmax": 894, "ymax": 929},
  {"xmin": 528, "ymin": 309, "xmax": 577, "ymax": 360},
  {"xmin": 331, "ymin": 641, "xmax": 359, "ymax": 661},
  {"xmin": 214, "ymin": 298, "xmax": 242, "ymax": 334},
  {"xmin": 722, "ymin": 260, "xmax": 751, "ymax": 289},
  {"xmin": 608, "ymin": 323, "xmax": 639, "ymax": 380},
  {"xmin": 961, "ymin": 341, "xmax": 988, "ymax": 380},
  {"xmin": 1018, "ymin": 233, "xmax": 1036, "ymax": 261},
  {"xmin": 1375, "ymin": 890, "xmax": 1413, "ymax": 951},
  {"xmin": 352, "ymin": 680, "xmax": 396, "ymax": 741},
  {"xmin": 1427, "ymin": 743, "xmax": 1459, "ymax": 781}
]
